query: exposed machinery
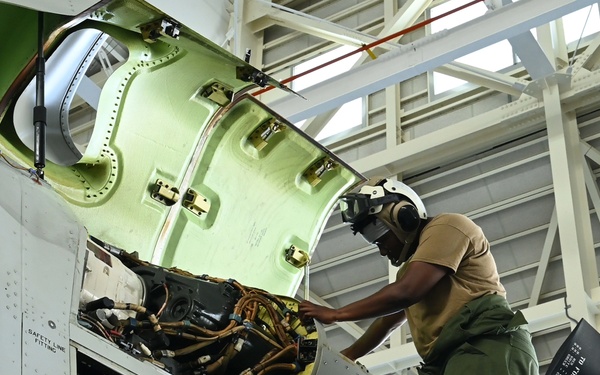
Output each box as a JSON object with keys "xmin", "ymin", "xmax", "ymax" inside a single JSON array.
[{"xmin": 78, "ymin": 237, "xmax": 331, "ymax": 375}]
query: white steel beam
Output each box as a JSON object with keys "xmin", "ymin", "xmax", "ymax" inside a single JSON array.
[
  {"xmin": 385, "ymin": 83, "xmax": 401, "ymax": 148},
  {"xmin": 528, "ymin": 208, "xmax": 558, "ymax": 307},
  {"xmin": 384, "ymin": 0, "xmax": 401, "ymax": 150},
  {"xmin": 435, "ymin": 61, "xmax": 528, "ymax": 97},
  {"xmin": 231, "ymin": 0, "xmax": 265, "ymax": 63},
  {"xmin": 353, "ymin": 94, "xmax": 544, "ymax": 177},
  {"xmin": 77, "ymin": 75, "xmax": 101, "ymax": 111},
  {"xmin": 582, "ymin": 139, "xmax": 600, "ymax": 166},
  {"xmin": 383, "ymin": 0, "xmax": 403, "ymax": 149},
  {"xmin": 572, "ymin": 32, "xmax": 600, "ymax": 77},
  {"xmin": 245, "ymin": 0, "xmax": 387, "ymax": 48},
  {"xmin": 321, "ymin": 276, "xmax": 389, "ymax": 299},
  {"xmin": 549, "ymin": 18, "xmax": 569, "ymax": 67},
  {"xmin": 507, "ymin": 31, "xmax": 556, "ymax": 79},
  {"xmin": 485, "ymin": 0, "xmax": 555, "ymax": 79},
  {"xmin": 146, "ymin": 0, "xmax": 231, "ymax": 47},
  {"xmin": 269, "ymin": 0, "xmax": 597, "ymax": 123},
  {"xmin": 296, "ymin": 288, "xmax": 368, "ymax": 340},
  {"xmin": 301, "ymin": 0, "xmax": 433, "ymax": 137},
  {"xmin": 349, "ymin": 68, "xmax": 600, "ymax": 177},
  {"xmin": 310, "ymin": 245, "xmax": 378, "ymax": 273},
  {"xmin": 360, "ymin": 341, "xmax": 420, "ymax": 375},
  {"xmin": 581, "ymin": 141, "xmax": 600, "ymax": 232},
  {"xmin": 543, "ymin": 84, "xmax": 598, "ymax": 325}
]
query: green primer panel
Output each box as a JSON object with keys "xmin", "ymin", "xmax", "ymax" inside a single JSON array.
[
  {"xmin": 0, "ymin": 0, "xmax": 364, "ymax": 296},
  {"xmin": 51, "ymin": 23, "xmax": 232, "ymax": 259},
  {"xmin": 159, "ymin": 96, "xmax": 361, "ymax": 295}
]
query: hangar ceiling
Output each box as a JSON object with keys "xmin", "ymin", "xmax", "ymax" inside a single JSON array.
[{"xmin": 249, "ymin": 1, "xmax": 600, "ymax": 374}]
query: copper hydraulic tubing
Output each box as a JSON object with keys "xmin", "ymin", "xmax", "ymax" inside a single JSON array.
[
  {"xmin": 249, "ymin": 344, "xmax": 297, "ymax": 374},
  {"xmin": 256, "ymin": 363, "xmax": 297, "ymax": 375},
  {"xmin": 252, "ymin": 0, "xmax": 486, "ymax": 96}
]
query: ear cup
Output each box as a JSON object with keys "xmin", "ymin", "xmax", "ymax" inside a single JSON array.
[{"xmin": 395, "ymin": 204, "xmax": 420, "ymax": 232}]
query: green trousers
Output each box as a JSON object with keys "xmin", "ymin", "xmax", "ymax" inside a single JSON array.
[{"xmin": 417, "ymin": 294, "xmax": 539, "ymax": 375}]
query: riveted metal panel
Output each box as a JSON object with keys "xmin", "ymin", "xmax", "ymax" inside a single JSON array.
[
  {"xmin": 0, "ymin": 162, "xmax": 24, "ymax": 374},
  {"xmin": 0, "ymin": 160, "xmax": 87, "ymax": 375}
]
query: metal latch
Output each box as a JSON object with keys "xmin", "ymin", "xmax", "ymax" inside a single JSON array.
[
  {"xmin": 140, "ymin": 18, "xmax": 181, "ymax": 43},
  {"xmin": 297, "ymin": 336, "xmax": 318, "ymax": 364},
  {"xmin": 249, "ymin": 118, "xmax": 286, "ymax": 151},
  {"xmin": 201, "ymin": 82, "xmax": 233, "ymax": 106},
  {"xmin": 303, "ymin": 157, "xmax": 338, "ymax": 187},
  {"xmin": 285, "ymin": 245, "xmax": 310, "ymax": 268},
  {"xmin": 152, "ymin": 180, "xmax": 180, "ymax": 206},
  {"xmin": 236, "ymin": 66, "xmax": 269, "ymax": 87},
  {"xmin": 183, "ymin": 189, "xmax": 210, "ymax": 216}
]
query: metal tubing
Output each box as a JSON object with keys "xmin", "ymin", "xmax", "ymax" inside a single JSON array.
[{"xmin": 34, "ymin": 11, "xmax": 46, "ymax": 177}]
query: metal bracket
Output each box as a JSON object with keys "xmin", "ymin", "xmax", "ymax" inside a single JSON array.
[
  {"xmin": 152, "ymin": 179, "xmax": 180, "ymax": 206},
  {"xmin": 285, "ymin": 245, "xmax": 310, "ymax": 268},
  {"xmin": 303, "ymin": 157, "xmax": 338, "ymax": 187},
  {"xmin": 297, "ymin": 336, "xmax": 318, "ymax": 365},
  {"xmin": 140, "ymin": 18, "xmax": 181, "ymax": 43},
  {"xmin": 523, "ymin": 72, "xmax": 572, "ymax": 99},
  {"xmin": 236, "ymin": 66, "xmax": 269, "ymax": 87},
  {"xmin": 183, "ymin": 189, "xmax": 210, "ymax": 216},
  {"xmin": 248, "ymin": 118, "xmax": 286, "ymax": 151},
  {"xmin": 201, "ymin": 82, "xmax": 233, "ymax": 107}
]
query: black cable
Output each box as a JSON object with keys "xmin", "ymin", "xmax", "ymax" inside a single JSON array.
[{"xmin": 563, "ymin": 296, "xmax": 579, "ymax": 325}]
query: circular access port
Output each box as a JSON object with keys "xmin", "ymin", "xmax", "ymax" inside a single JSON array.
[{"xmin": 168, "ymin": 296, "xmax": 191, "ymax": 321}]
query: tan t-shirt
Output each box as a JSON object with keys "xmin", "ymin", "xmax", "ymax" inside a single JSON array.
[{"xmin": 396, "ymin": 213, "xmax": 506, "ymax": 358}]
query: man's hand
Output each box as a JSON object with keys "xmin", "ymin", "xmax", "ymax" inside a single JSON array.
[
  {"xmin": 298, "ymin": 301, "xmax": 338, "ymax": 324},
  {"xmin": 340, "ymin": 347, "xmax": 358, "ymax": 362}
]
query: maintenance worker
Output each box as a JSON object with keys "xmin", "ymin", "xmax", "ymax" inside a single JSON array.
[{"xmin": 298, "ymin": 177, "xmax": 539, "ymax": 375}]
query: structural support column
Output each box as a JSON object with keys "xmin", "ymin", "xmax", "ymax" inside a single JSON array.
[
  {"xmin": 543, "ymin": 84, "xmax": 599, "ymax": 327},
  {"xmin": 384, "ymin": 0, "xmax": 400, "ymax": 151},
  {"xmin": 385, "ymin": 84, "xmax": 401, "ymax": 150},
  {"xmin": 232, "ymin": 0, "xmax": 264, "ymax": 64}
]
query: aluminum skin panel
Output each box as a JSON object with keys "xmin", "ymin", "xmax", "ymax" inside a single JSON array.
[{"xmin": 0, "ymin": 160, "xmax": 88, "ymax": 375}]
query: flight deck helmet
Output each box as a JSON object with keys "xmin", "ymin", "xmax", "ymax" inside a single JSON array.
[
  {"xmin": 340, "ymin": 178, "xmax": 426, "ymax": 230},
  {"xmin": 339, "ymin": 178, "xmax": 427, "ymax": 265}
]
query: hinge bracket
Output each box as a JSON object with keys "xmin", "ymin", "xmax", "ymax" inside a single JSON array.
[
  {"xmin": 183, "ymin": 189, "xmax": 210, "ymax": 216},
  {"xmin": 248, "ymin": 118, "xmax": 286, "ymax": 151},
  {"xmin": 201, "ymin": 82, "xmax": 233, "ymax": 107},
  {"xmin": 140, "ymin": 18, "xmax": 181, "ymax": 43},
  {"xmin": 285, "ymin": 245, "xmax": 310, "ymax": 268},
  {"xmin": 152, "ymin": 180, "xmax": 180, "ymax": 206},
  {"xmin": 303, "ymin": 157, "xmax": 338, "ymax": 187}
]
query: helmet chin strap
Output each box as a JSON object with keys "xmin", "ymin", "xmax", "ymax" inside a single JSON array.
[{"xmin": 391, "ymin": 231, "xmax": 418, "ymax": 266}]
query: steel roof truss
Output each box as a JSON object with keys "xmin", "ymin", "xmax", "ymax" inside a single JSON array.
[{"xmin": 270, "ymin": 0, "xmax": 597, "ymax": 123}]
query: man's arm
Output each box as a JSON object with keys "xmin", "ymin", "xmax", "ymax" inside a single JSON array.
[
  {"xmin": 340, "ymin": 310, "xmax": 407, "ymax": 361},
  {"xmin": 298, "ymin": 261, "xmax": 448, "ymax": 323}
]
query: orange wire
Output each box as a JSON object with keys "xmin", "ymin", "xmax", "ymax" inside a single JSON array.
[
  {"xmin": 0, "ymin": 153, "xmax": 41, "ymax": 184},
  {"xmin": 252, "ymin": 0, "xmax": 486, "ymax": 96}
]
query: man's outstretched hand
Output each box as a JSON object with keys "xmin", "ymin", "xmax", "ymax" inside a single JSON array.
[{"xmin": 298, "ymin": 301, "xmax": 338, "ymax": 324}]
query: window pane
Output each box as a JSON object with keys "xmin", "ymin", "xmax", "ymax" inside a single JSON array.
[
  {"xmin": 292, "ymin": 45, "xmax": 361, "ymax": 91},
  {"xmin": 292, "ymin": 46, "xmax": 363, "ymax": 139},
  {"xmin": 430, "ymin": 0, "xmax": 487, "ymax": 34},
  {"xmin": 563, "ymin": 4, "xmax": 600, "ymax": 45},
  {"xmin": 430, "ymin": 1, "xmax": 513, "ymax": 94},
  {"xmin": 316, "ymin": 98, "xmax": 362, "ymax": 141}
]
